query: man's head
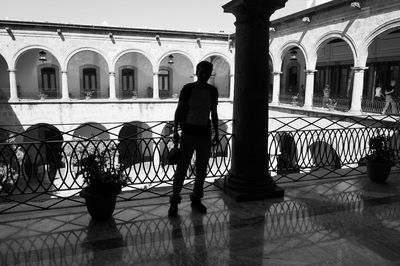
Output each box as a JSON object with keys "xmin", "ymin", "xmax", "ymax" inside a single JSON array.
[
  {"xmin": 196, "ymin": 61, "xmax": 213, "ymax": 83},
  {"xmin": 391, "ymin": 80, "xmax": 396, "ymax": 86}
]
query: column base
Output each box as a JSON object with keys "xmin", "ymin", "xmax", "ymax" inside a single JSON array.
[{"xmin": 214, "ymin": 172, "xmax": 284, "ymax": 202}]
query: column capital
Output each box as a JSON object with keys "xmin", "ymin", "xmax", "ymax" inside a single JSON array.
[
  {"xmin": 153, "ymin": 72, "xmax": 159, "ymax": 76},
  {"xmin": 351, "ymin": 66, "xmax": 368, "ymax": 73},
  {"xmin": 109, "ymin": 71, "xmax": 115, "ymax": 76},
  {"xmin": 7, "ymin": 69, "xmax": 16, "ymax": 73},
  {"xmin": 61, "ymin": 70, "xmax": 68, "ymax": 74},
  {"xmin": 304, "ymin": 69, "xmax": 317, "ymax": 74},
  {"xmin": 272, "ymin": 71, "xmax": 282, "ymax": 75},
  {"xmin": 223, "ymin": 0, "xmax": 287, "ymax": 20}
]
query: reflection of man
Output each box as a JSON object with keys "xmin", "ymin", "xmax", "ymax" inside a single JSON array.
[
  {"xmin": 168, "ymin": 61, "xmax": 219, "ymax": 217},
  {"xmin": 382, "ymin": 80, "xmax": 397, "ymax": 115}
]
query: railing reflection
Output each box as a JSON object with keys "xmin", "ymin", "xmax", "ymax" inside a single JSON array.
[{"xmin": 1, "ymin": 190, "xmax": 399, "ymax": 265}]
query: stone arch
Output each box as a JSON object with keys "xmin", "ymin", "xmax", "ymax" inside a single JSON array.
[
  {"xmin": 114, "ymin": 51, "xmax": 153, "ymax": 99},
  {"xmin": 157, "ymin": 51, "xmax": 195, "ymax": 98},
  {"xmin": 156, "ymin": 50, "xmax": 195, "ymax": 71},
  {"xmin": 13, "ymin": 47, "xmax": 62, "ymax": 99},
  {"xmin": 279, "ymin": 41, "xmax": 309, "ymax": 67},
  {"xmin": 112, "ymin": 49, "xmax": 154, "ymax": 70},
  {"xmin": 308, "ymin": 141, "xmax": 341, "ymax": 169},
  {"xmin": 64, "ymin": 47, "xmax": 110, "ymax": 71},
  {"xmin": 66, "ymin": 49, "xmax": 110, "ymax": 99},
  {"xmin": 363, "ymin": 18, "xmax": 400, "ymax": 56},
  {"xmin": 312, "ymin": 31, "xmax": 357, "ymax": 67},
  {"xmin": 12, "ymin": 45, "xmax": 61, "ymax": 69},
  {"xmin": 200, "ymin": 52, "xmax": 233, "ymax": 74},
  {"xmin": 118, "ymin": 121, "xmax": 152, "ymax": 169},
  {"xmin": 202, "ymin": 54, "xmax": 231, "ymax": 98}
]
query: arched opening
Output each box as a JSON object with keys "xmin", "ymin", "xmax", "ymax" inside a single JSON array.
[
  {"xmin": 363, "ymin": 27, "xmax": 400, "ymax": 115},
  {"xmin": 204, "ymin": 55, "xmax": 231, "ymax": 98},
  {"xmin": 115, "ymin": 52, "xmax": 153, "ymax": 99},
  {"xmin": 314, "ymin": 38, "xmax": 354, "ymax": 111},
  {"xmin": 15, "ymin": 49, "xmax": 62, "ymax": 100},
  {"xmin": 22, "ymin": 124, "xmax": 63, "ymax": 189},
  {"xmin": 0, "ymin": 54, "xmax": 9, "ymax": 100},
  {"xmin": 73, "ymin": 123, "xmax": 110, "ymax": 140},
  {"xmin": 159, "ymin": 53, "xmax": 193, "ymax": 99},
  {"xmin": 280, "ymin": 47, "xmax": 306, "ymax": 106},
  {"xmin": 309, "ymin": 141, "xmax": 341, "ymax": 170},
  {"xmin": 67, "ymin": 51, "xmax": 109, "ymax": 99},
  {"xmin": 118, "ymin": 122, "xmax": 152, "ymax": 169}
]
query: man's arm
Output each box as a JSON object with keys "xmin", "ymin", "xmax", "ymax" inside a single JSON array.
[
  {"xmin": 211, "ymin": 105, "xmax": 219, "ymax": 146},
  {"xmin": 173, "ymin": 102, "xmax": 184, "ymax": 143}
]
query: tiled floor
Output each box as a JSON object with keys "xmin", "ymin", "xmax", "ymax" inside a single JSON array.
[{"xmin": 1, "ymin": 174, "xmax": 400, "ymax": 265}]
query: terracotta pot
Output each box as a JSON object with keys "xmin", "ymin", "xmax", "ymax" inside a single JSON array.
[
  {"xmin": 366, "ymin": 160, "xmax": 392, "ymax": 183},
  {"xmin": 80, "ymin": 188, "xmax": 117, "ymax": 220}
]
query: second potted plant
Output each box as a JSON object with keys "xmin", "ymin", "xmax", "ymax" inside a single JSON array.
[{"xmin": 365, "ymin": 134, "xmax": 395, "ymax": 183}]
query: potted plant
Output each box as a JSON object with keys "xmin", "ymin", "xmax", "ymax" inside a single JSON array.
[
  {"xmin": 326, "ymin": 98, "xmax": 337, "ymax": 111},
  {"xmin": 365, "ymin": 134, "xmax": 395, "ymax": 183},
  {"xmin": 38, "ymin": 92, "xmax": 48, "ymax": 100},
  {"xmin": 84, "ymin": 90, "xmax": 95, "ymax": 99},
  {"xmin": 291, "ymin": 94, "xmax": 299, "ymax": 106},
  {"xmin": 65, "ymin": 138, "xmax": 127, "ymax": 220}
]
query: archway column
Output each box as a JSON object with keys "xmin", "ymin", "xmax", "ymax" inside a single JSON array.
[
  {"xmin": 350, "ymin": 67, "xmax": 368, "ymax": 113},
  {"xmin": 229, "ymin": 74, "xmax": 234, "ymax": 101},
  {"xmin": 271, "ymin": 71, "xmax": 282, "ymax": 105},
  {"xmin": 109, "ymin": 71, "xmax": 117, "ymax": 99},
  {"xmin": 218, "ymin": 0, "xmax": 287, "ymax": 201},
  {"xmin": 61, "ymin": 70, "xmax": 69, "ymax": 100},
  {"xmin": 152, "ymin": 72, "xmax": 159, "ymax": 99},
  {"xmin": 304, "ymin": 69, "xmax": 317, "ymax": 108},
  {"xmin": 8, "ymin": 69, "xmax": 18, "ymax": 101}
]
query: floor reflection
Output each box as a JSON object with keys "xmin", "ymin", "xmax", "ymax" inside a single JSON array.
[{"xmin": 1, "ymin": 177, "xmax": 400, "ymax": 265}]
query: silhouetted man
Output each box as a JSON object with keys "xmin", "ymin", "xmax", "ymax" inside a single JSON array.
[
  {"xmin": 168, "ymin": 61, "xmax": 219, "ymax": 217},
  {"xmin": 382, "ymin": 80, "xmax": 397, "ymax": 115}
]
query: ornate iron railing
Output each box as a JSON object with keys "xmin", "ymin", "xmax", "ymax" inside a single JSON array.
[
  {"xmin": 0, "ymin": 115, "xmax": 399, "ymax": 213},
  {"xmin": 362, "ymin": 98, "xmax": 400, "ymax": 115}
]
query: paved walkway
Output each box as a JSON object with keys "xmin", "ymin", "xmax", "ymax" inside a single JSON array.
[{"xmin": 1, "ymin": 173, "xmax": 400, "ymax": 265}]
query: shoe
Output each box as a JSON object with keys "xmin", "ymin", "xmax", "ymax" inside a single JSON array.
[
  {"xmin": 191, "ymin": 201, "xmax": 207, "ymax": 214},
  {"xmin": 168, "ymin": 203, "xmax": 178, "ymax": 217}
]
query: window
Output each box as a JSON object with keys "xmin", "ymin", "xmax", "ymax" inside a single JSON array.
[
  {"xmin": 158, "ymin": 69, "xmax": 169, "ymax": 91},
  {"xmin": 41, "ymin": 67, "xmax": 56, "ymax": 90},
  {"xmin": 122, "ymin": 68, "xmax": 135, "ymax": 91},
  {"xmin": 83, "ymin": 68, "xmax": 97, "ymax": 91}
]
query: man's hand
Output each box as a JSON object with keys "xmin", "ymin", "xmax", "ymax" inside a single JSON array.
[
  {"xmin": 173, "ymin": 131, "xmax": 180, "ymax": 144},
  {"xmin": 212, "ymin": 134, "xmax": 219, "ymax": 146}
]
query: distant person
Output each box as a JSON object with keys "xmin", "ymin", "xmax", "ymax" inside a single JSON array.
[
  {"xmin": 375, "ymin": 83, "xmax": 384, "ymax": 100},
  {"xmin": 322, "ymin": 84, "xmax": 330, "ymax": 107},
  {"xmin": 168, "ymin": 61, "xmax": 219, "ymax": 217},
  {"xmin": 382, "ymin": 80, "xmax": 397, "ymax": 115}
]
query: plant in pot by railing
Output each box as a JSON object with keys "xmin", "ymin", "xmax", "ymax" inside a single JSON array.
[
  {"xmin": 38, "ymin": 92, "xmax": 48, "ymax": 100},
  {"xmin": 291, "ymin": 94, "xmax": 299, "ymax": 106},
  {"xmin": 326, "ymin": 98, "xmax": 337, "ymax": 110},
  {"xmin": 63, "ymin": 137, "xmax": 127, "ymax": 220},
  {"xmin": 84, "ymin": 90, "xmax": 95, "ymax": 99},
  {"xmin": 0, "ymin": 138, "xmax": 25, "ymax": 193},
  {"xmin": 365, "ymin": 134, "xmax": 395, "ymax": 183}
]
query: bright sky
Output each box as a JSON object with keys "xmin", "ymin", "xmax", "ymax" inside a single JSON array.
[{"xmin": 1, "ymin": 0, "xmax": 307, "ymax": 33}]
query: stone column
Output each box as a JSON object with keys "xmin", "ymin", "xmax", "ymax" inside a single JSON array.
[
  {"xmin": 304, "ymin": 69, "xmax": 316, "ymax": 108},
  {"xmin": 271, "ymin": 71, "xmax": 282, "ymax": 105},
  {"xmin": 229, "ymin": 74, "xmax": 234, "ymax": 100},
  {"xmin": 61, "ymin": 70, "xmax": 69, "ymax": 100},
  {"xmin": 109, "ymin": 72, "xmax": 117, "ymax": 99},
  {"xmin": 152, "ymin": 72, "xmax": 159, "ymax": 99},
  {"xmin": 8, "ymin": 69, "xmax": 18, "ymax": 101},
  {"xmin": 350, "ymin": 67, "xmax": 367, "ymax": 113},
  {"xmin": 220, "ymin": 0, "xmax": 287, "ymax": 201}
]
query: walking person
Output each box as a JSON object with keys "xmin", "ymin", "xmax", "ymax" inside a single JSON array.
[
  {"xmin": 382, "ymin": 80, "xmax": 398, "ymax": 115},
  {"xmin": 168, "ymin": 61, "xmax": 219, "ymax": 217}
]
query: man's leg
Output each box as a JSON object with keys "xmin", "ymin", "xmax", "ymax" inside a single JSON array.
[
  {"xmin": 190, "ymin": 135, "xmax": 211, "ymax": 213},
  {"xmin": 169, "ymin": 134, "xmax": 195, "ymax": 217},
  {"xmin": 382, "ymin": 97, "xmax": 390, "ymax": 114}
]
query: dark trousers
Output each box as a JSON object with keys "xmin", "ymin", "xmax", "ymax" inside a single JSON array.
[{"xmin": 171, "ymin": 134, "xmax": 211, "ymax": 203}]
